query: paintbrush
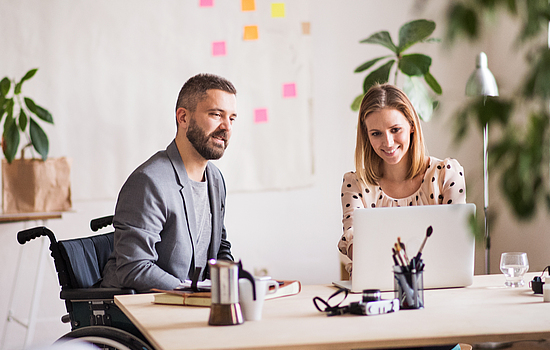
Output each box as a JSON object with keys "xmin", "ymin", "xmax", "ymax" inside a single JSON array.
[
  {"xmin": 392, "ymin": 246, "xmax": 405, "ymax": 267},
  {"xmin": 414, "ymin": 226, "xmax": 433, "ymax": 269},
  {"xmin": 397, "ymin": 237, "xmax": 410, "ymax": 265}
]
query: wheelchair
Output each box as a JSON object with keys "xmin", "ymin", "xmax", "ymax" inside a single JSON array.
[{"xmin": 17, "ymin": 216, "xmax": 154, "ymax": 350}]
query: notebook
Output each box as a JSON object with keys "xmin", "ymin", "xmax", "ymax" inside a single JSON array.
[{"xmin": 333, "ymin": 203, "xmax": 476, "ymax": 292}]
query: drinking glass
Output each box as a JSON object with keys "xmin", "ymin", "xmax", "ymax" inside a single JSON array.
[{"xmin": 500, "ymin": 252, "xmax": 529, "ymax": 287}]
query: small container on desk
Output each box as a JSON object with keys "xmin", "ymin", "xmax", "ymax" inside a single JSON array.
[{"xmin": 393, "ymin": 266, "xmax": 424, "ymax": 309}]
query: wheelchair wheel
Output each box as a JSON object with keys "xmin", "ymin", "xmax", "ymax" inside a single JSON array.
[{"xmin": 57, "ymin": 326, "xmax": 153, "ymax": 350}]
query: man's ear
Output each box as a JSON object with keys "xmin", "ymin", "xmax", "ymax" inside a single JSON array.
[{"xmin": 176, "ymin": 107, "xmax": 190, "ymax": 128}]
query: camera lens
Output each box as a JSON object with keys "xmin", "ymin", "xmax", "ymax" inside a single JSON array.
[{"xmin": 362, "ymin": 289, "xmax": 381, "ymax": 302}]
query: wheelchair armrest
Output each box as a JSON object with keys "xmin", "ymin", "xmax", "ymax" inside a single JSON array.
[{"xmin": 60, "ymin": 287, "xmax": 136, "ymax": 300}]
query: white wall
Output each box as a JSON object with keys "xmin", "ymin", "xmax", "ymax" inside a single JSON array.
[{"xmin": 1, "ymin": 1, "xmax": 548, "ymax": 349}]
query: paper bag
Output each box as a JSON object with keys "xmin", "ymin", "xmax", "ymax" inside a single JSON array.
[{"xmin": 2, "ymin": 157, "xmax": 72, "ymax": 213}]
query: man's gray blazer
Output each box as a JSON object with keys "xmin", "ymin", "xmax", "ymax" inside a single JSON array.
[{"xmin": 101, "ymin": 140, "xmax": 233, "ymax": 292}]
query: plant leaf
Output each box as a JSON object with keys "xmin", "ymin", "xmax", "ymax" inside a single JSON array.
[
  {"xmin": 15, "ymin": 68, "xmax": 38, "ymax": 95},
  {"xmin": 24, "ymin": 97, "xmax": 54, "ymax": 123},
  {"xmin": 446, "ymin": 3, "xmax": 479, "ymax": 43},
  {"xmin": 468, "ymin": 212, "xmax": 484, "ymax": 243},
  {"xmin": 14, "ymin": 82, "xmax": 22, "ymax": 95},
  {"xmin": 18, "ymin": 108, "xmax": 28, "ymax": 131},
  {"xmin": 505, "ymin": 0, "xmax": 518, "ymax": 14},
  {"xmin": 424, "ymin": 38, "xmax": 441, "ymax": 43},
  {"xmin": 24, "ymin": 97, "xmax": 38, "ymax": 113},
  {"xmin": 522, "ymin": 48, "xmax": 550, "ymax": 100},
  {"xmin": 5, "ymin": 98, "xmax": 14, "ymax": 119},
  {"xmin": 399, "ymin": 54, "xmax": 432, "ymax": 76},
  {"xmin": 351, "ymin": 93, "xmax": 364, "ymax": 112},
  {"xmin": 21, "ymin": 68, "xmax": 38, "ymax": 83},
  {"xmin": 424, "ymin": 71, "xmax": 442, "ymax": 95},
  {"xmin": 403, "ymin": 75, "xmax": 433, "ymax": 121},
  {"xmin": 362, "ymin": 60, "xmax": 395, "ymax": 93},
  {"xmin": 34, "ymin": 104, "xmax": 54, "ymax": 124},
  {"xmin": 475, "ymin": 97, "xmax": 513, "ymax": 128},
  {"xmin": 360, "ymin": 31, "xmax": 397, "ymax": 54},
  {"xmin": 453, "ymin": 108, "xmax": 470, "ymax": 144},
  {"xmin": 397, "ymin": 19, "xmax": 436, "ymax": 53},
  {"xmin": 519, "ymin": 0, "xmax": 550, "ymax": 42},
  {"xmin": 29, "ymin": 117, "xmax": 49, "ymax": 160},
  {"xmin": 3, "ymin": 115, "xmax": 20, "ymax": 163},
  {"xmin": 354, "ymin": 56, "xmax": 391, "ymax": 73},
  {"xmin": 0, "ymin": 78, "xmax": 10, "ymax": 97}
]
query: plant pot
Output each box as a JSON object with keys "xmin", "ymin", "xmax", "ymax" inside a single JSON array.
[{"xmin": 2, "ymin": 157, "xmax": 72, "ymax": 213}]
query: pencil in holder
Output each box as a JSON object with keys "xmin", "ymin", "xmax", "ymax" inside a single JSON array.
[{"xmin": 393, "ymin": 266, "xmax": 424, "ymax": 309}]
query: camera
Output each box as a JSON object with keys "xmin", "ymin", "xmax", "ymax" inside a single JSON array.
[
  {"xmin": 530, "ymin": 276, "xmax": 544, "ymax": 294},
  {"xmin": 348, "ymin": 289, "xmax": 399, "ymax": 316}
]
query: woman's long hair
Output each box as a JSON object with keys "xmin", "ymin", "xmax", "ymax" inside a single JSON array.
[{"xmin": 355, "ymin": 83, "xmax": 427, "ymax": 186}]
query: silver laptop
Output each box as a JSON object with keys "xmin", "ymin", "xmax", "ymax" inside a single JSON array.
[{"xmin": 334, "ymin": 204, "xmax": 476, "ymax": 292}]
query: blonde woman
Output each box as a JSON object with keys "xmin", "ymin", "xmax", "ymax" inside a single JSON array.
[{"xmin": 338, "ymin": 84, "xmax": 466, "ymax": 272}]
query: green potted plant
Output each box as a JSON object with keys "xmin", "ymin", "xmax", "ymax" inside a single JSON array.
[
  {"xmin": 0, "ymin": 68, "xmax": 71, "ymax": 213},
  {"xmin": 351, "ymin": 19, "xmax": 442, "ymax": 121},
  {"xmin": 0, "ymin": 68, "xmax": 53, "ymax": 163}
]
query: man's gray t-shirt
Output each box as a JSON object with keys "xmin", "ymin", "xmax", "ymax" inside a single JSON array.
[{"xmin": 190, "ymin": 178, "xmax": 212, "ymax": 277}]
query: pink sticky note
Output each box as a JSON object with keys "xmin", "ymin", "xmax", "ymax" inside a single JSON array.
[
  {"xmin": 282, "ymin": 83, "xmax": 297, "ymax": 98},
  {"xmin": 254, "ymin": 108, "xmax": 268, "ymax": 123},
  {"xmin": 200, "ymin": 0, "xmax": 214, "ymax": 7},
  {"xmin": 212, "ymin": 41, "xmax": 226, "ymax": 56}
]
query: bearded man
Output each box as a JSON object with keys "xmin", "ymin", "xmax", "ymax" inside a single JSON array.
[{"xmin": 102, "ymin": 73, "xmax": 237, "ymax": 292}]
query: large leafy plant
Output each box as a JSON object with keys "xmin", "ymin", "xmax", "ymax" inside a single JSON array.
[
  {"xmin": 447, "ymin": 0, "xmax": 550, "ymax": 220},
  {"xmin": 352, "ymin": 19, "xmax": 442, "ymax": 121},
  {"xmin": 0, "ymin": 68, "xmax": 53, "ymax": 163}
]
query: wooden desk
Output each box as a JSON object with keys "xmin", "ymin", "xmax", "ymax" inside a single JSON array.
[{"xmin": 115, "ymin": 273, "xmax": 550, "ymax": 350}]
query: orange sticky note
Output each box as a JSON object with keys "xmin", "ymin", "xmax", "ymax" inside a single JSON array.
[
  {"xmin": 243, "ymin": 25, "xmax": 259, "ymax": 41},
  {"xmin": 241, "ymin": 0, "xmax": 255, "ymax": 11},
  {"xmin": 271, "ymin": 3, "xmax": 285, "ymax": 18},
  {"xmin": 254, "ymin": 108, "xmax": 268, "ymax": 123},
  {"xmin": 282, "ymin": 83, "xmax": 296, "ymax": 98},
  {"xmin": 212, "ymin": 41, "xmax": 226, "ymax": 56}
]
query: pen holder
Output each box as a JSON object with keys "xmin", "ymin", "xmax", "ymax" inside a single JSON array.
[{"xmin": 393, "ymin": 266, "xmax": 424, "ymax": 309}]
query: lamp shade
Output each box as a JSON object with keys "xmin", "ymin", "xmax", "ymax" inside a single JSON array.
[{"xmin": 465, "ymin": 52, "xmax": 499, "ymax": 97}]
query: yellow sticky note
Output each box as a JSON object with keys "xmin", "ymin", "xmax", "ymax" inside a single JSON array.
[
  {"xmin": 243, "ymin": 25, "xmax": 259, "ymax": 41},
  {"xmin": 271, "ymin": 3, "xmax": 285, "ymax": 18},
  {"xmin": 241, "ymin": 0, "xmax": 255, "ymax": 11}
]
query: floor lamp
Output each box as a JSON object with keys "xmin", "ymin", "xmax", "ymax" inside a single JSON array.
[{"xmin": 466, "ymin": 52, "xmax": 499, "ymax": 274}]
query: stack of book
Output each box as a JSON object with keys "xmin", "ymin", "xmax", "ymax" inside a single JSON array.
[{"xmin": 152, "ymin": 280, "xmax": 301, "ymax": 307}]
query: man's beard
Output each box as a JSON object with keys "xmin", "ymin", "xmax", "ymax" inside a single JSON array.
[{"xmin": 186, "ymin": 116, "xmax": 229, "ymax": 160}]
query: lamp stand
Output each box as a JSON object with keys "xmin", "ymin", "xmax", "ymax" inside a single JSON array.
[
  {"xmin": 483, "ymin": 122, "xmax": 490, "ymax": 274},
  {"xmin": 465, "ymin": 52, "xmax": 497, "ymax": 275}
]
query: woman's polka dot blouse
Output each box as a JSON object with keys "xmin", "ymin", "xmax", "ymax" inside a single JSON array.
[{"xmin": 337, "ymin": 157, "xmax": 466, "ymax": 262}]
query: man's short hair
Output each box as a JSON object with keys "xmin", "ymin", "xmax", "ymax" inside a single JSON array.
[{"xmin": 175, "ymin": 73, "xmax": 237, "ymax": 114}]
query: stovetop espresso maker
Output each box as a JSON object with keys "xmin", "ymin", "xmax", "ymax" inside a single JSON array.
[{"xmin": 208, "ymin": 259, "xmax": 256, "ymax": 326}]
